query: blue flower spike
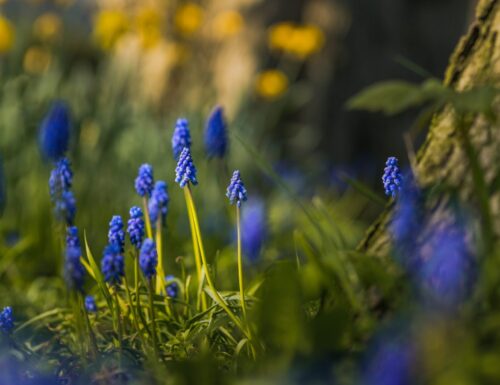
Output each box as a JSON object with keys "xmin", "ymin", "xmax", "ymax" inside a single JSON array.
[
  {"xmin": 127, "ymin": 206, "xmax": 145, "ymax": 250},
  {"xmin": 135, "ymin": 164, "xmax": 155, "ymax": 197},
  {"xmin": 0, "ymin": 306, "xmax": 14, "ymax": 334},
  {"xmin": 172, "ymin": 118, "xmax": 192, "ymax": 160},
  {"xmin": 39, "ymin": 101, "xmax": 71, "ymax": 161},
  {"xmin": 165, "ymin": 275, "xmax": 179, "ymax": 298},
  {"xmin": 204, "ymin": 105, "xmax": 228, "ymax": 158},
  {"xmin": 149, "ymin": 181, "xmax": 169, "ymax": 225},
  {"xmin": 226, "ymin": 170, "xmax": 248, "ymax": 207},
  {"xmin": 101, "ymin": 244, "xmax": 125, "ymax": 286},
  {"xmin": 64, "ymin": 244, "xmax": 85, "ymax": 291},
  {"xmin": 139, "ymin": 238, "xmax": 158, "ymax": 280},
  {"xmin": 175, "ymin": 147, "xmax": 198, "ymax": 188},
  {"xmin": 85, "ymin": 295, "xmax": 98, "ymax": 313},
  {"xmin": 108, "ymin": 215, "xmax": 125, "ymax": 252},
  {"xmin": 382, "ymin": 157, "xmax": 403, "ymax": 198},
  {"xmin": 241, "ymin": 198, "xmax": 267, "ymax": 263}
]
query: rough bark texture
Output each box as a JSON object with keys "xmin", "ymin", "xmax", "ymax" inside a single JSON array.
[{"xmin": 359, "ymin": 0, "xmax": 500, "ymax": 255}]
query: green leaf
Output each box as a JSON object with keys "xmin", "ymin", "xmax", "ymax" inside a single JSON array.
[
  {"xmin": 347, "ymin": 79, "xmax": 448, "ymax": 115},
  {"xmin": 451, "ymin": 86, "xmax": 499, "ymax": 117},
  {"xmin": 339, "ymin": 173, "xmax": 387, "ymax": 207}
]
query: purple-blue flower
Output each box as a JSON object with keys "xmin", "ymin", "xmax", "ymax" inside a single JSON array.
[
  {"xmin": 101, "ymin": 244, "xmax": 124, "ymax": 286},
  {"xmin": 134, "ymin": 164, "xmax": 154, "ymax": 197},
  {"xmin": 127, "ymin": 206, "xmax": 145, "ymax": 250},
  {"xmin": 64, "ymin": 245, "xmax": 85, "ymax": 291},
  {"xmin": 0, "ymin": 306, "xmax": 14, "ymax": 334},
  {"xmin": 175, "ymin": 147, "xmax": 198, "ymax": 188},
  {"xmin": 85, "ymin": 295, "xmax": 97, "ymax": 313},
  {"xmin": 108, "ymin": 215, "xmax": 125, "ymax": 252},
  {"xmin": 55, "ymin": 190, "xmax": 77, "ymax": 225},
  {"xmin": 204, "ymin": 106, "xmax": 228, "ymax": 158},
  {"xmin": 139, "ymin": 239, "xmax": 158, "ymax": 280},
  {"xmin": 165, "ymin": 275, "xmax": 179, "ymax": 298},
  {"xmin": 382, "ymin": 157, "xmax": 402, "ymax": 198},
  {"xmin": 39, "ymin": 101, "xmax": 71, "ymax": 161},
  {"xmin": 172, "ymin": 118, "xmax": 192, "ymax": 160},
  {"xmin": 148, "ymin": 181, "xmax": 169, "ymax": 225},
  {"xmin": 241, "ymin": 198, "xmax": 267, "ymax": 262},
  {"xmin": 226, "ymin": 170, "xmax": 247, "ymax": 207},
  {"xmin": 49, "ymin": 158, "xmax": 73, "ymax": 198},
  {"xmin": 66, "ymin": 226, "xmax": 81, "ymax": 249}
]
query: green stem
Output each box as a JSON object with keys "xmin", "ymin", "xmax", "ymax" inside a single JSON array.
[
  {"xmin": 148, "ymin": 279, "xmax": 160, "ymax": 359},
  {"xmin": 124, "ymin": 275, "xmax": 146, "ymax": 348},
  {"xmin": 79, "ymin": 293, "xmax": 98, "ymax": 358},
  {"xmin": 113, "ymin": 290, "xmax": 123, "ymax": 353},
  {"xmin": 236, "ymin": 206, "xmax": 247, "ymax": 321},
  {"xmin": 184, "ymin": 186, "xmax": 251, "ymax": 341},
  {"xmin": 143, "ymin": 197, "xmax": 153, "ymax": 240}
]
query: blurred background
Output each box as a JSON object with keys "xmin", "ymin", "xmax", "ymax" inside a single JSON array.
[{"xmin": 0, "ymin": 0, "xmax": 475, "ymax": 310}]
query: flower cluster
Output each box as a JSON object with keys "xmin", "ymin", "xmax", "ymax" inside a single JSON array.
[
  {"xmin": 108, "ymin": 215, "xmax": 125, "ymax": 252},
  {"xmin": 135, "ymin": 164, "xmax": 154, "ymax": 197},
  {"xmin": 0, "ymin": 306, "xmax": 14, "ymax": 334},
  {"xmin": 64, "ymin": 227, "xmax": 85, "ymax": 291},
  {"xmin": 139, "ymin": 239, "xmax": 158, "ymax": 280},
  {"xmin": 172, "ymin": 118, "xmax": 192, "ymax": 160},
  {"xmin": 226, "ymin": 170, "xmax": 247, "ymax": 207},
  {"xmin": 165, "ymin": 275, "xmax": 179, "ymax": 298},
  {"xmin": 241, "ymin": 199, "xmax": 267, "ymax": 262},
  {"xmin": 127, "ymin": 206, "xmax": 145, "ymax": 250},
  {"xmin": 149, "ymin": 181, "xmax": 169, "ymax": 225},
  {"xmin": 382, "ymin": 157, "xmax": 402, "ymax": 198},
  {"xmin": 85, "ymin": 295, "xmax": 97, "ymax": 313},
  {"xmin": 39, "ymin": 101, "xmax": 71, "ymax": 161},
  {"xmin": 204, "ymin": 106, "xmax": 228, "ymax": 159},
  {"xmin": 101, "ymin": 244, "xmax": 124, "ymax": 286},
  {"xmin": 49, "ymin": 157, "xmax": 77, "ymax": 225},
  {"xmin": 175, "ymin": 147, "xmax": 198, "ymax": 188}
]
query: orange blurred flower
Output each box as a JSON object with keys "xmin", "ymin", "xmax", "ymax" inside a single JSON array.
[
  {"xmin": 0, "ymin": 15, "xmax": 14, "ymax": 54},
  {"xmin": 33, "ymin": 12, "xmax": 63, "ymax": 42},
  {"xmin": 174, "ymin": 3, "xmax": 204, "ymax": 37},
  {"xmin": 23, "ymin": 46, "xmax": 52, "ymax": 74},
  {"xmin": 268, "ymin": 22, "xmax": 324, "ymax": 60},
  {"xmin": 255, "ymin": 70, "xmax": 288, "ymax": 100},
  {"xmin": 212, "ymin": 10, "xmax": 244, "ymax": 40},
  {"xmin": 93, "ymin": 10, "xmax": 129, "ymax": 51},
  {"xmin": 135, "ymin": 7, "xmax": 163, "ymax": 49}
]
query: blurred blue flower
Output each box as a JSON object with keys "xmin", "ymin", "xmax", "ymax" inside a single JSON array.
[
  {"xmin": 175, "ymin": 147, "xmax": 198, "ymax": 188},
  {"xmin": 55, "ymin": 190, "xmax": 76, "ymax": 225},
  {"xmin": 165, "ymin": 274, "xmax": 178, "ymax": 298},
  {"xmin": 127, "ymin": 206, "xmax": 145, "ymax": 250},
  {"xmin": 418, "ymin": 224, "xmax": 475, "ymax": 309},
  {"xmin": 64, "ymin": 245, "xmax": 85, "ymax": 291},
  {"xmin": 139, "ymin": 238, "xmax": 157, "ymax": 280},
  {"xmin": 382, "ymin": 157, "xmax": 402, "ymax": 197},
  {"xmin": 362, "ymin": 334, "xmax": 415, "ymax": 385},
  {"xmin": 85, "ymin": 295, "xmax": 97, "ymax": 313},
  {"xmin": 149, "ymin": 181, "xmax": 169, "ymax": 225},
  {"xmin": 108, "ymin": 215, "xmax": 125, "ymax": 253},
  {"xmin": 66, "ymin": 226, "xmax": 80, "ymax": 248},
  {"xmin": 101, "ymin": 244, "xmax": 124, "ymax": 286},
  {"xmin": 134, "ymin": 164, "xmax": 154, "ymax": 197},
  {"xmin": 172, "ymin": 118, "xmax": 192, "ymax": 160},
  {"xmin": 226, "ymin": 170, "xmax": 247, "ymax": 207},
  {"xmin": 0, "ymin": 307, "xmax": 14, "ymax": 334},
  {"xmin": 39, "ymin": 101, "xmax": 71, "ymax": 161},
  {"xmin": 241, "ymin": 198, "xmax": 267, "ymax": 263},
  {"xmin": 204, "ymin": 105, "xmax": 228, "ymax": 158}
]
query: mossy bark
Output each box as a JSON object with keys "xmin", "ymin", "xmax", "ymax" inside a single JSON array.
[{"xmin": 359, "ymin": 0, "xmax": 500, "ymax": 255}]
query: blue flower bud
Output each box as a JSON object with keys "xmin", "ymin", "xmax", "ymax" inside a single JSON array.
[
  {"xmin": 204, "ymin": 106, "xmax": 228, "ymax": 158},
  {"xmin": 85, "ymin": 295, "xmax": 97, "ymax": 313},
  {"xmin": 175, "ymin": 147, "xmax": 198, "ymax": 188},
  {"xmin": 172, "ymin": 118, "xmax": 192, "ymax": 160},
  {"xmin": 382, "ymin": 157, "xmax": 402, "ymax": 197},
  {"xmin": 108, "ymin": 215, "xmax": 125, "ymax": 253},
  {"xmin": 134, "ymin": 164, "xmax": 154, "ymax": 197},
  {"xmin": 39, "ymin": 101, "xmax": 71, "ymax": 161},
  {"xmin": 165, "ymin": 275, "xmax": 179, "ymax": 298},
  {"xmin": 139, "ymin": 238, "xmax": 157, "ymax": 280},
  {"xmin": 127, "ymin": 206, "xmax": 145, "ymax": 250},
  {"xmin": 226, "ymin": 170, "xmax": 247, "ymax": 207},
  {"xmin": 0, "ymin": 306, "xmax": 14, "ymax": 334},
  {"xmin": 64, "ymin": 245, "xmax": 85, "ymax": 291},
  {"xmin": 149, "ymin": 181, "xmax": 169, "ymax": 225},
  {"xmin": 101, "ymin": 244, "xmax": 124, "ymax": 286},
  {"xmin": 241, "ymin": 198, "xmax": 267, "ymax": 262}
]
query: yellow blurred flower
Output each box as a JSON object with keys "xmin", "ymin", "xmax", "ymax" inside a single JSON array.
[
  {"xmin": 255, "ymin": 70, "xmax": 288, "ymax": 100},
  {"xmin": 93, "ymin": 10, "xmax": 129, "ymax": 51},
  {"xmin": 0, "ymin": 16, "xmax": 15, "ymax": 54},
  {"xmin": 268, "ymin": 22, "xmax": 324, "ymax": 60},
  {"xmin": 135, "ymin": 7, "xmax": 163, "ymax": 49},
  {"xmin": 23, "ymin": 46, "xmax": 52, "ymax": 74},
  {"xmin": 212, "ymin": 10, "xmax": 244, "ymax": 40},
  {"xmin": 174, "ymin": 3, "xmax": 203, "ymax": 37},
  {"xmin": 33, "ymin": 12, "xmax": 62, "ymax": 42}
]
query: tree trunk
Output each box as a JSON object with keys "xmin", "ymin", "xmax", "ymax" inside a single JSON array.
[{"xmin": 359, "ymin": 0, "xmax": 500, "ymax": 255}]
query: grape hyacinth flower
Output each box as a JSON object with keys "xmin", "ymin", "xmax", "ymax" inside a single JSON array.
[
  {"xmin": 108, "ymin": 215, "xmax": 125, "ymax": 252},
  {"xmin": 49, "ymin": 157, "xmax": 73, "ymax": 197},
  {"xmin": 39, "ymin": 101, "xmax": 71, "ymax": 161},
  {"xmin": 134, "ymin": 164, "xmax": 154, "ymax": 197},
  {"xmin": 85, "ymin": 295, "xmax": 97, "ymax": 313},
  {"xmin": 165, "ymin": 275, "xmax": 179, "ymax": 298},
  {"xmin": 101, "ymin": 244, "xmax": 125, "ymax": 286},
  {"xmin": 226, "ymin": 170, "xmax": 247, "ymax": 207},
  {"xmin": 64, "ymin": 245, "xmax": 85, "ymax": 291},
  {"xmin": 204, "ymin": 105, "xmax": 228, "ymax": 158},
  {"xmin": 139, "ymin": 239, "xmax": 158, "ymax": 280},
  {"xmin": 66, "ymin": 226, "xmax": 80, "ymax": 248},
  {"xmin": 0, "ymin": 306, "xmax": 14, "ymax": 334},
  {"xmin": 55, "ymin": 190, "xmax": 77, "ymax": 225},
  {"xmin": 172, "ymin": 118, "xmax": 192, "ymax": 160},
  {"xmin": 382, "ymin": 157, "xmax": 402, "ymax": 197},
  {"xmin": 149, "ymin": 181, "xmax": 169, "ymax": 225},
  {"xmin": 175, "ymin": 147, "xmax": 198, "ymax": 188},
  {"xmin": 127, "ymin": 206, "xmax": 145, "ymax": 250},
  {"xmin": 241, "ymin": 198, "xmax": 267, "ymax": 263}
]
